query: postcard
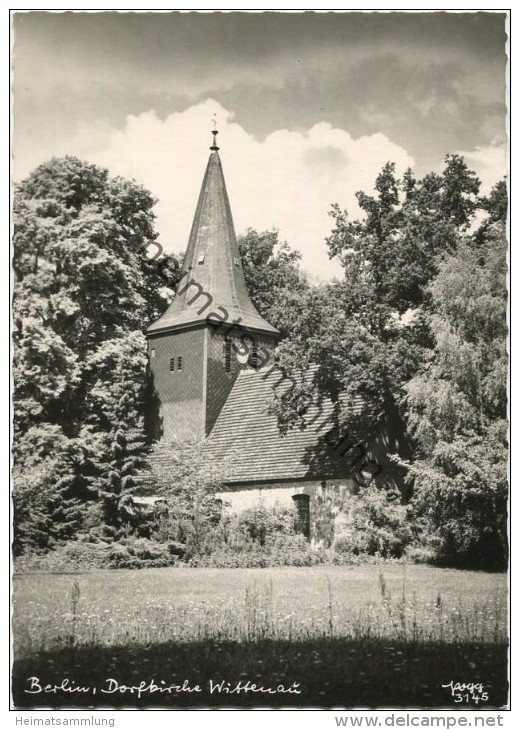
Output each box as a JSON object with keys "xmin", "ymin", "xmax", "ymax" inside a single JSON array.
[{"xmin": 10, "ymin": 9, "xmax": 509, "ymax": 713}]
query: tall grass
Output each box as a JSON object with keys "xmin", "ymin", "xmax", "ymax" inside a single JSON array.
[{"xmin": 13, "ymin": 571, "xmax": 507, "ymax": 658}]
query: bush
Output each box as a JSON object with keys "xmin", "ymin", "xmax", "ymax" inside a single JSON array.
[
  {"xmin": 333, "ymin": 486, "xmax": 412, "ymax": 558},
  {"xmin": 89, "ymin": 537, "xmax": 176, "ymax": 569},
  {"xmin": 13, "ymin": 495, "xmax": 418, "ymax": 572},
  {"xmin": 403, "ymin": 543, "xmax": 438, "ymax": 564},
  {"xmin": 235, "ymin": 506, "xmax": 295, "ymax": 546},
  {"xmin": 13, "ymin": 536, "xmax": 178, "ymax": 572},
  {"xmin": 190, "ymin": 534, "xmax": 326, "ymax": 568}
]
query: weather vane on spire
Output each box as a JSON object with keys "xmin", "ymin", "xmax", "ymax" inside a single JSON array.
[{"xmin": 210, "ymin": 113, "xmax": 220, "ymax": 151}]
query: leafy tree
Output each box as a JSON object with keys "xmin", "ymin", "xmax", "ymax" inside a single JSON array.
[
  {"xmin": 84, "ymin": 332, "xmax": 150, "ymax": 526},
  {"xmin": 12, "ymin": 424, "xmax": 97, "ymax": 554},
  {"xmin": 327, "ymin": 155, "xmax": 480, "ymax": 314},
  {"xmin": 147, "ymin": 437, "xmax": 228, "ymax": 556},
  {"xmin": 479, "ymin": 178, "xmax": 508, "ymax": 224},
  {"xmin": 12, "ymin": 157, "xmax": 179, "ymax": 550},
  {"xmin": 272, "ymin": 155, "xmax": 483, "ymax": 445},
  {"xmin": 404, "ymin": 222, "xmax": 508, "ymax": 568},
  {"xmin": 269, "ymin": 156, "xmax": 508, "ymax": 569},
  {"xmin": 475, "ymin": 179, "xmax": 508, "ymax": 248},
  {"xmin": 334, "ymin": 485, "xmax": 412, "ymax": 558},
  {"xmin": 238, "ymin": 228, "xmax": 311, "ymax": 339}
]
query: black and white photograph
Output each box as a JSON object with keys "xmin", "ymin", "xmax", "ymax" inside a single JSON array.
[{"xmin": 10, "ymin": 9, "xmax": 509, "ymax": 711}]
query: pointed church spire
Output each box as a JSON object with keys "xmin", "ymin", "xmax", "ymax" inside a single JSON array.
[{"xmin": 147, "ymin": 130, "xmax": 278, "ymax": 336}]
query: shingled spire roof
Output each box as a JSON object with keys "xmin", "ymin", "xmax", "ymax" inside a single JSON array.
[{"xmin": 147, "ymin": 128, "xmax": 279, "ymax": 336}]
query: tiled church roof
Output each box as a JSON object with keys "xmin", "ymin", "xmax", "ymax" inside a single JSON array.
[{"xmin": 205, "ymin": 367, "xmax": 363, "ymax": 485}]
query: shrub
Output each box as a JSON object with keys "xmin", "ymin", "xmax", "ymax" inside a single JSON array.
[
  {"xmin": 333, "ymin": 486, "xmax": 412, "ymax": 558},
  {"xmin": 403, "ymin": 543, "xmax": 438, "ymax": 564},
  {"xmin": 235, "ymin": 505, "xmax": 295, "ymax": 546},
  {"xmin": 13, "ymin": 536, "xmax": 177, "ymax": 572},
  {"xmin": 190, "ymin": 534, "xmax": 325, "ymax": 568}
]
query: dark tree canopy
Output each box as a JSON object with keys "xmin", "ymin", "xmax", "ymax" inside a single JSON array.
[
  {"xmin": 479, "ymin": 178, "xmax": 508, "ymax": 225},
  {"xmin": 271, "ymin": 155, "xmax": 507, "ymax": 568},
  {"xmin": 326, "ymin": 155, "xmax": 481, "ymax": 315},
  {"xmin": 12, "ymin": 157, "xmax": 179, "ymax": 551},
  {"xmin": 238, "ymin": 228, "xmax": 311, "ymax": 339}
]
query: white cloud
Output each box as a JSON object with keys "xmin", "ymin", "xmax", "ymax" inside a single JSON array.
[
  {"xmin": 92, "ymin": 99, "xmax": 415, "ymax": 280},
  {"xmin": 455, "ymin": 143, "xmax": 507, "ymax": 194},
  {"xmin": 18, "ymin": 100, "xmax": 506, "ymax": 279}
]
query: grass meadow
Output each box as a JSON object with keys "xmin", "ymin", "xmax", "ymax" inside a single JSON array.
[{"xmin": 12, "ymin": 565, "xmax": 508, "ymax": 708}]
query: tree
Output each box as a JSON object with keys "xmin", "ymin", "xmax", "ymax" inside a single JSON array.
[
  {"xmin": 327, "ymin": 155, "xmax": 480, "ymax": 314},
  {"xmin": 404, "ymin": 222, "xmax": 508, "ymax": 568},
  {"xmin": 479, "ymin": 178, "xmax": 508, "ymax": 224},
  {"xmin": 269, "ymin": 156, "xmax": 506, "ymax": 560},
  {"xmin": 12, "ymin": 157, "xmax": 180, "ymax": 550},
  {"xmin": 147, "ymin": 437, "xmax": 228, "ymax": 556},
  {"xmin": 238, "ymin": 228, "xmax": 311, "ymax": 339},
  {"xmin": 273, "ymin": 155, "xmax": 483, "ymax": 434}
]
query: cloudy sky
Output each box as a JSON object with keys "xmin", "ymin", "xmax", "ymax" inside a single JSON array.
[{"xmin": 13, "ymin": 11, "xmax": 508, "ymax": 279}]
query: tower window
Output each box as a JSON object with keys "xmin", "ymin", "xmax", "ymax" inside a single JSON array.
[
  {"xmin": 292, "ymin": 494, "xmax": 310, "ymax": 539},
  {"xmin": 198, "ymin": 253, "xmax": 205, "ymax": 264},
  {"xmin": 170, "ymin": 358, "xmax": 175, "ymax": 371},
  {"xmin": 224, "ymin": 341, "xmax": 232, "ymax": 372},
  {"xmin": 248, "ymin": 343, "xmax": 259, "ymax": 369},
  {"xmin": 150, "ymin": 348, "xmax": 156, "ymax": 359},
  {"xmin": 177, "ymin": 356, "xmax": 183, "ymax": 370}
]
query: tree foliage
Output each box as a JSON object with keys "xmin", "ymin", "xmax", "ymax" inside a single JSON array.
[
  {"xmin": 147, "ymin": 437, "xmax": 228, "ymax": 557},
  {"xmin": 12, "ymin": 156, "xmax": 179, "ymax": 551},
  {"xmin": 270, "ymin": 159, "xmax": 507, "ymax": 568},
  {"xmin": 404, "ymin": 222, "xmax": 508, "ymax": 568},
  {"xmin": 271, "ymin": 157, "xmax": 482, "ymax": 446},
  {"xmin": 238, "ymin": 228, "xmax": 311, "ymax": 339},
  {"xmin": 326, "ymin": 155, "xmax": 480, "ymax": 314}
]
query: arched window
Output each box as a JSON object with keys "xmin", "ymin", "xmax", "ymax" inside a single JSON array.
[{"xmin": 292, "ymin": 494, "xmax": 310, "ymax": 539}]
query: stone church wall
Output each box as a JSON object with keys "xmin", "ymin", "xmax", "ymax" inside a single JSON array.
[{"xmin": 216, "ymin": 478, "xmax": 357, "ymax": 546}]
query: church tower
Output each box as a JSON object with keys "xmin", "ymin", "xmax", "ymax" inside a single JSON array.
[{"xmin": 146, "ymin": 127, "xmax": 279, "ymax": 440}]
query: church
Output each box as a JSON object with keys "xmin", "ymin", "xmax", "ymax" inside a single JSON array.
[{"xmin": 146, "ymin": 128, "xmax": 397, "ymax": 543}]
